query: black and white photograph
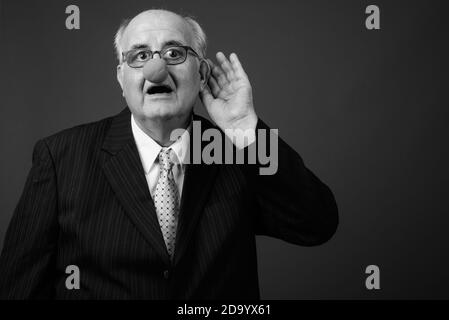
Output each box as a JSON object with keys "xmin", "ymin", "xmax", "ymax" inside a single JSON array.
[{"xmin": 0, "ymin": 0, "xmax": 448, "ymax": 306}]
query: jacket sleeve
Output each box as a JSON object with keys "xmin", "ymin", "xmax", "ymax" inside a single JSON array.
[
  {"xmin": 241, "ymin": 119, "xmax": 339, "ymax": 246},
  {"xmin": 0, "ymin": 139, "xmax": 59, "ymax": 299}
]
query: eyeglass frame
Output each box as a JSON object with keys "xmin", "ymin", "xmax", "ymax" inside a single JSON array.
[{"xmin": 121, "ymin": 45, "xmax": 202, "ymax": 68}]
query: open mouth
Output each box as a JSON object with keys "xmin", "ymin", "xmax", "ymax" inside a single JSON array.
[{"xmin": 146, "ymin": 85, "xmax": 173, "ymax": 95}]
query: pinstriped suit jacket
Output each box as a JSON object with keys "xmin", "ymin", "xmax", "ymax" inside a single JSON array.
[{"xmin": 0, "ymin": 107, "xmax": 338, "ymax": 299}]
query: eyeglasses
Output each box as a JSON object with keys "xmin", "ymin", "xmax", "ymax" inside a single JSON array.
[{"xmin": 122, "ymin": 45, "xmax": 200, "ymax": 68}]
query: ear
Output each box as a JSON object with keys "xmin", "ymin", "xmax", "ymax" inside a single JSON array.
[
  {"xmin": 198, "ymin": 59, "xmax": 210, "ymax": 91},
  {"xmin": 116, "ymin": 64, "xmax": 124, "ymax": 94}
]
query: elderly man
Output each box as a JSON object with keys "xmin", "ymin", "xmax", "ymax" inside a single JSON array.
[{"xmin": 0, "ymin": 9, "xmax": 338, "ymax": 299}]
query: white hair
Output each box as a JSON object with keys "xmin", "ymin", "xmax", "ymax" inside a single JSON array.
[{"xmin": 114, "ymin": 9, "xmax": 207, "ymax": 63}]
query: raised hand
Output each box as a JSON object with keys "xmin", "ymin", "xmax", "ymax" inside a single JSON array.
[{"xmin": 199, "ymin": 52, "xmax": 258, "ymax": 146}]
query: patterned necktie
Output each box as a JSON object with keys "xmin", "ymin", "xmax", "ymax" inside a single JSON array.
[{"xmin": 154, "ymin": 147, "xmax": 180, "ymax": 259}]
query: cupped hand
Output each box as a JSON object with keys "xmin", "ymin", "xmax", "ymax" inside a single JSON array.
[{"xmin": 199, "ymin": 52, "xmax": 258, "ymax": 135}]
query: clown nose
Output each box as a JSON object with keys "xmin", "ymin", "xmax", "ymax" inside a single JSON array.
[{"xmin": 143, "ymin": 59, "xmax": 168, "ymax": 83}]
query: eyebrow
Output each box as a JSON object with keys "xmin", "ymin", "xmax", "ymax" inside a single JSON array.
[{"xmin": 129, "ymin": 40, "xmax": 185, "ymax": 51}]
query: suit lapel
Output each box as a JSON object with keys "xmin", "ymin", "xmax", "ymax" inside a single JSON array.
[
  {"xmin": 101, "ymin": 109, "xmax": 221, "ymax": 267},
  {"xmin": 173, "ymin": 115, "xmax": 219, "ymax": 266},
  {"xmin": 101, "ymin": 108, "xmax": 171, "ymax": 265}
]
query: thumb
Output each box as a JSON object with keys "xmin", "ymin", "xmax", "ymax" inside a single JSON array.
[{"xmin": 199, "ymin": 85, "xmax": 214, "ymax": 109}]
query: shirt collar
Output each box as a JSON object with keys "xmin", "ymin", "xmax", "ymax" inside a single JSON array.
[{"xmin": 131, "ymin": 114, "xmax": 191, "ymax": 174}]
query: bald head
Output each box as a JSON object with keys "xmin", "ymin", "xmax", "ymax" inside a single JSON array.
[
  {"xmin": 114, "ymin": 9, "xmax": 207, "ymax": 62},
  {"xmin": 115, "ymin": 8, "xmax": 210, "ymax": 131}
]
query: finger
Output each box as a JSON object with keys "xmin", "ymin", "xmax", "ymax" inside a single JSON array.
[
  {"xmin": 229, "ymin": 53, "xmax": 249, "ymax": 81},
  {"xmin": 207, "ymin": 75, "xmax": 221, "ymax": 97},
  {"xmin": 199, "ymin": 84, "xmax": 214, "ymax": 108},
  {"xmin": 209, "ymin": 59, "xmax": 229, "ymax": 88},
  {"xmin": 206, "ymin": 59, "xmax": 223, "ymax": 89},
  {"xmin": 216, "ymin": 52, "xmax": 235, "ymax": 81}
]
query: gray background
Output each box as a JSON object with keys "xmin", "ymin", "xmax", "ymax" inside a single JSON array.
[{"xmin": 1, "ymin": 0, "xmax": 448, "ymax": 299}]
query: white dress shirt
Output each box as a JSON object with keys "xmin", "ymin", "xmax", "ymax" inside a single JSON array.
[{"xmin": 131, "ymin": 114, "xmax": 190, "ymax": 199}]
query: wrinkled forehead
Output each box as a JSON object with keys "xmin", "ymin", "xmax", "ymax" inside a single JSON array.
[{"xmin": 121, "ymin": 12, "xmax": 193, "ymax": 51}]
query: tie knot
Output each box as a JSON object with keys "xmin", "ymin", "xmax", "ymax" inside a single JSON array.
[{"xmin": 158, "ymin": 147, "xmax": 174, "ymax": 171}]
